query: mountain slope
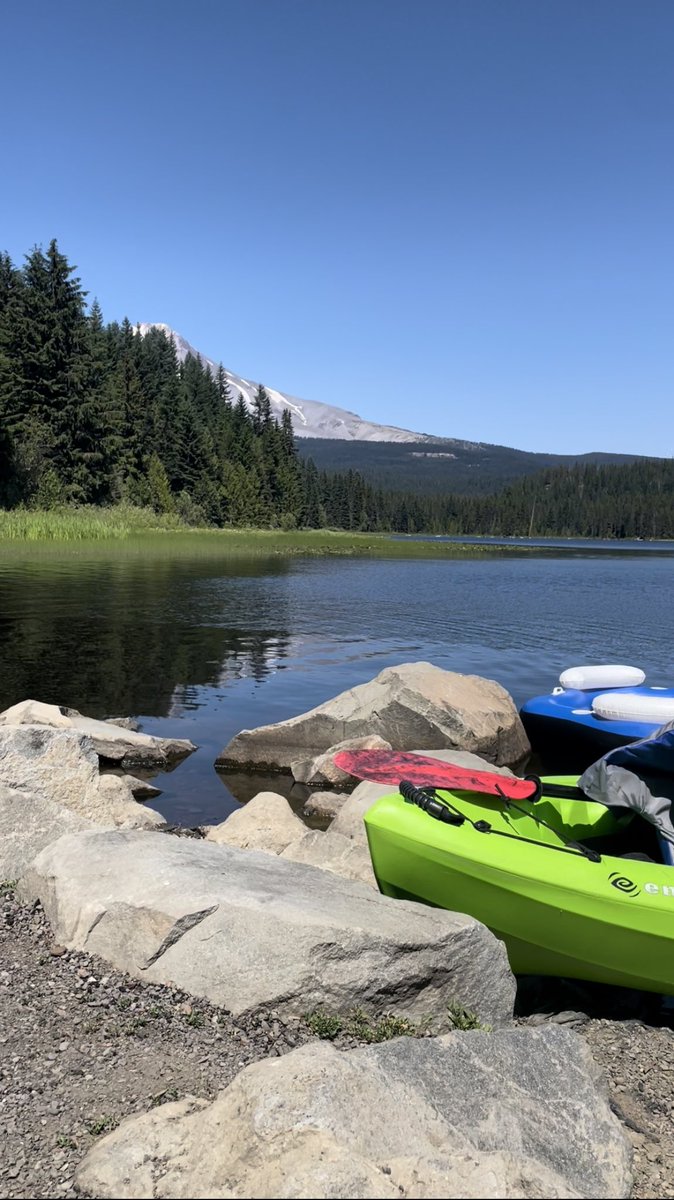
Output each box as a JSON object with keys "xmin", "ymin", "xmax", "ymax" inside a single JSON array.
[
  {"xmin": 137, "ymin": 323, "xmax": 647, "ymax": 496},
  {"xmin": 297, "ymin": 438, "xmax": 646, "ymax": 496},
  {"xmin": 137, "ymin": 324, "xmax": 439, "ymax": 443}
]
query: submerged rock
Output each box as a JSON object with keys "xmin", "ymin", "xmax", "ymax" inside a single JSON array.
[{"xmin": 302, "ymin": 789, "xmax": 347, "ymax": 820}]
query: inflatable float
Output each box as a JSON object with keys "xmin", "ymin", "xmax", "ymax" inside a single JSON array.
[{"xmin": 520, "ymin": 665, "xmax": 674, "ymax": 760}]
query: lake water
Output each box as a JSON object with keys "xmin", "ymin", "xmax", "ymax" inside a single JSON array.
[{"xmin": 0, "ymin": 542, "xmax": 672, "ymax": 825}]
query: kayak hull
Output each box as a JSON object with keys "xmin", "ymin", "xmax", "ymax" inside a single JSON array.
[{"xmin": 364, "ymin": 778, "xmax": 674, "ymax": 994}]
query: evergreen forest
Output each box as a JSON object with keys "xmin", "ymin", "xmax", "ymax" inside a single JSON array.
[{"xmin": 0, "ymin": 241, "xmax": 672, "ymax": 539}]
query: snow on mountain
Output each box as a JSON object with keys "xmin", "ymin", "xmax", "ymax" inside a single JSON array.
[{"xmin": 136, "ymin": 323, "xmax": 438, "ymax": 443}]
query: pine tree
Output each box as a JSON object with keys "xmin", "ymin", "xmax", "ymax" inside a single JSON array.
[
  {"xmin": 301, "ymin": 458, "xmax": 323, "ymax": 528},
  {"xmin": 68, "ymin": 299, "xmax": 110, "ymax": 502},
  {"xmin": 0, "ymin": 254, "xmax": 25, "ymax": 501},
  {"xmin": 276, "ymin": 409, "xmax": 304, "ymax": 524},
  {"xmin": 0, "ymin": 417, "xmax": 19, "ymax": 506},
  {"xmin": 251, "ymin": 384, "xmax": 272, "ymax": 434},
  {"xmin": 146, "ymin": 452, "xmax": 175, "ymax": 513},
  {"xmin": 216, "ymin": 363, "xmax": 233, "ymax": 408},
  {"xmin": 0, "ymin": 241, "xmax": 89, "ymax": 499},
  {"xmin": 110, "ymin": 318, "xmax": 149, "ymax": 496}
]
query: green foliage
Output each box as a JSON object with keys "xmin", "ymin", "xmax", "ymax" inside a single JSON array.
[
  {"xmin": 1, "ymin": 239, "xmax": 671, "ymax": 541},
  {"xmin": 0, "ymin": 504, "xmax": 186, "ymax": 541},
  {"xmin": 146, "ymin": 453, "xmax": 175, "ymax": 514},
  {"xmin": 445, "ymin": 460, "xmax": 674, "ymax": 540},
  {"xmin": 304, "ymin": 1006, "xmax": 428, "ymax": 1042},
  {"xmin": 85, "ymin": 1115, "xmax": 120, "ymax": 1136},
  {"xmin": 346, "ymin": 1007, "xmax": 423, "ymax": 1043},
  {"xmin": 303, "ymin": 1010, "xmax": 344, "ymax": 1039},
  {"xmin": 298, "ymin": 438, "xmax": 645, "ymax": 497},
  {"xmin": 147, "ymin": 1004, "xmax": 171, "ymax": 1020},
  {"xmin": 55, "ymin": 1134, "xmax": 78, "ymax": 1150},
  {"xmin": 446, "ymin": 1001, "xmax": 489, "ymax": 1032},
  {"xmin": 304, "ymin": 1002, "xmax": 488, "ymax": 1041},
  {"xmin": 184, "ymin": 1011, "xmax": 205, "ymax": 1028},
  {"xmin": 124, "ymin": 1016, "xmax": 148, "ymax": 1035},
  {"xmin": 34, "ymin": 466, "xmax": 64, "ymax": 510}
]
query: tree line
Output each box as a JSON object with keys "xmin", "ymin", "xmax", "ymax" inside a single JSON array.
[
  {"xmin": 437, "ymin": 459, "xmax": 674, "ymax": 539},
  {"xmin": 0, "ymin": 240, "xmax": 672, "ymax": 538}
]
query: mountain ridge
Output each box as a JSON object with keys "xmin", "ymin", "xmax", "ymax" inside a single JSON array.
[
  {"xmin": 137, "ymin": 323, "xmax": 441, "ymax": 444},
  {"xmin": 137, "ymin": 323, "xmax": 648, "ymax": 496}
]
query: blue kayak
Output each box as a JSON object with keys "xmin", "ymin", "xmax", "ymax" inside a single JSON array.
[{"xmin": 521, "ymin": 684, "xmax": 674, "ymax": 764}]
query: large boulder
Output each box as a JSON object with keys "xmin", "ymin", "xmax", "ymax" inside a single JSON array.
[
  {"xmin": 0, "ymin": 784, "xmax": 92, "ymax": 880},
  {"xmin": 19, "ymin": 829, "xmax": 515, "ymax": 1026},
  {"xmin": 75, "ymin": 1028, "xmax": 631, "ymax": 1200},
  {"xmin": 216, "ymin": 662, "xmax": 529, "ymax": 772},
  {"xmin": 206, "ymin": 790, "xmax": 377, "ymax": 889},
  {"xmin": 330, "ymin": 779, "xmax": 397, "ymax": 842},
  {"xmin": 281, "ymin": 829, "xmax": 378, "ymax": 889},
  {"xmin": 0, "ymin": 699, "xmax": 195, "ymax": 766},
  {"xmin": 205, "ymin": 791, "xmax": 306, "ymax": 855},
  {"xmin": 0, "ymin": 726, "xmax": 163, "ymax": 833}
]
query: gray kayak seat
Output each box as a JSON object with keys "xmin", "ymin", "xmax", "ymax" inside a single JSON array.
[{"xmin": 580, "ymin": 719, "xmax": 674, "ymax": 856}]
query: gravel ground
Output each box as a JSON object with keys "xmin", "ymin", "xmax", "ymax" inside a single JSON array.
[{"xmin": 1, "ymin": 886, "xmax": 673, "ymax": 1200}]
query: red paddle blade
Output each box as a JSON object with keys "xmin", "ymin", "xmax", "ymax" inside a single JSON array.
[{"xmin": 333, "ymin": 749, "xmax": 538, "ymax": 802}]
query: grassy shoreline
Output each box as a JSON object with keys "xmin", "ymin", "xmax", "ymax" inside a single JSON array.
[
  {"xmin": 0, "ymin": 505, "xmax": 496, "ymax": 559},
  {"xmin": 3, "ymin": 506, "xmax": 663, "ymax": 560}
]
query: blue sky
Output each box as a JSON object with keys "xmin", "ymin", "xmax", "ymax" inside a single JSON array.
[{"xmin": 2, "ymin": 0, "xmax": 673, "ymax": 455}]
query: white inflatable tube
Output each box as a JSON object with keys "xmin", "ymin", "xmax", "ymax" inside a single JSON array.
[
  {"xmin": 559, "ymin": 664, "xmax": 646, "ymax": 691},
  {"xmin": 592, "ymin": 691, "xmax": 674, "ymax": 725}
]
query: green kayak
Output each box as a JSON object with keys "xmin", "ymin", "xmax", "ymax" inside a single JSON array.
[{"xmin": 364, "ymin": 776, "xmax": 674, "ymax": 994}]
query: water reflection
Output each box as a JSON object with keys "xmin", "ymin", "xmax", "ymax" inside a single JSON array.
[
  {"xmin": 0, "ymin": 555, "xmax": 294, "ymax": 718},
  {"xmin": 0, "ymin": 547, "xmax": 672, "ymax": 827}
]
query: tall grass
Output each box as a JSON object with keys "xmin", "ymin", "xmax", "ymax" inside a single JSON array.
[
  {"xmin": 0, "ymin": 505, "xmax": 187, "ymax": 541},
  {"xmin": 0, "ymin": 506, "xmax": 512, "ymax": 560}
]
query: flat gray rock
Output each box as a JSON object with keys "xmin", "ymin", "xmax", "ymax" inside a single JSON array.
[
  {"xmin": 76, "ymin": 1027, "xmax": 631, "ymax": 1199},
  {"xmin": 281, "ymin": 828, "xmax": 378, "ymax": 889},
  {"xmin": 19, "ymin": 829, "xmax": 515, "ymax": 1026},
  {"xmin": 0, "ymin": 699, "xmax": 195, "ymax": 766}
]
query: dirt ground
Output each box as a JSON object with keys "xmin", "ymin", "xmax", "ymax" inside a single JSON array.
[{"xmin": 1, "ymin": 886, "xmax": 673, "ymax": 1199}]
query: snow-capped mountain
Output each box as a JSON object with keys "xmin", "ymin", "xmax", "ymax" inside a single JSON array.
[{"xmin": 136, "ymin": 323, "xmax": 440, "ymax": 443}]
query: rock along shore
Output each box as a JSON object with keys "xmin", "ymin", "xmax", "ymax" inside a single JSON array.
[
  {"xmin": 3, "ymin": 890, "xmax": 674, "ymax": 1200},
  {"xmin": 0, "ymin": 668, "xmax": 670, "ymax": 1198}
]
